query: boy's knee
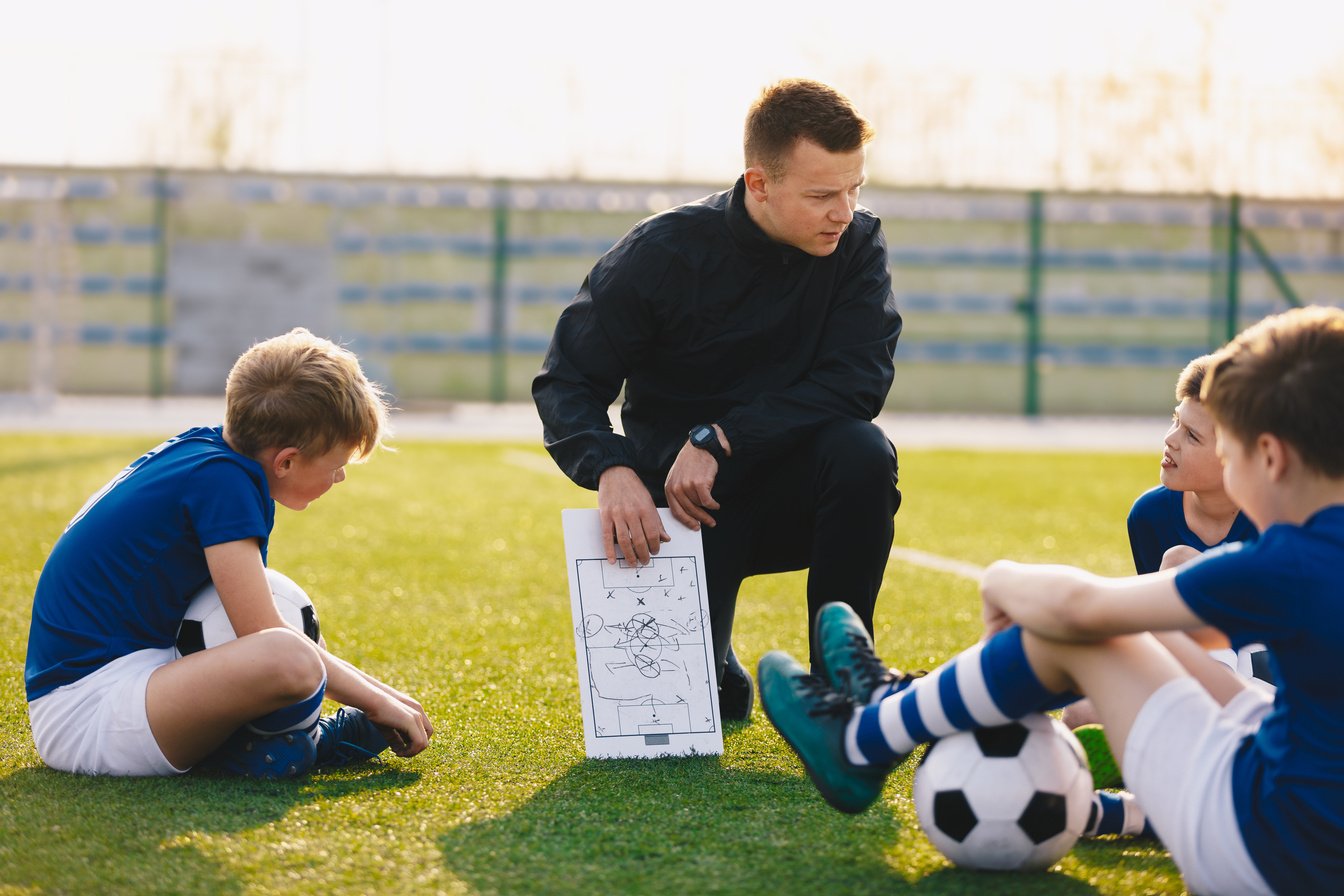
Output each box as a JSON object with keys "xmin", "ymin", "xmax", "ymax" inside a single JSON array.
[
  {"xmin": 252, "ymin": 627, "xmax": 325, "ymax": 698},
  {"xmin": 1159, "ymin": 545, "xmax": 1200, "ymax": 570}
]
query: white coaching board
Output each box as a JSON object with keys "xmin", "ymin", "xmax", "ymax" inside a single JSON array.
[{"xmin": 562, "ymin": 508, "xmax": 723, "ymax": 759}]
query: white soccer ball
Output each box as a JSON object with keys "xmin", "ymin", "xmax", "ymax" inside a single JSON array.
[
  {"xmin": 175, "ymin": 568, "xmax": 321, "ymax": 656},
  {"xmin": 912, "ymin": 713, "xmax": 1093, "ymax": 871}
]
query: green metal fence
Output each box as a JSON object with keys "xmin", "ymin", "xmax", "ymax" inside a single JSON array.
[{"xmin": 1, "ymin": 166, "xmax": 1339, "ymax": 416}]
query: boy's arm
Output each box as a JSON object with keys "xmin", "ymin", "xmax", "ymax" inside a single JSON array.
[
  {"xmin": 206, "ymin": 540, "xmax": 432, "ymax": 755},
  {"xmin": 204, "ymin": 539, "xmax": 290, "ymax": 634},
  {"xmin": 317, "ymin": 650, "xmax": 434, "ymax": 756},
  {"xmin": 980, "ymin": 560, "xmax": 1205, "ymax": 641}
]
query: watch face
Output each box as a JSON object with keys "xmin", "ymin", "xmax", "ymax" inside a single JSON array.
[{"xmin": 691, "ymin": 425, "xmax": 713, "ymax": 444}]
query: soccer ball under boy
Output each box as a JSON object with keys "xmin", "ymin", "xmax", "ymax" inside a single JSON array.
[
  {"xmin": 175, "ymin": 569, "xmax": 321, "ymax": 656},
  {"xmin": 912, "ymin": 713, "xmax": 1092, "ymax": 871}
]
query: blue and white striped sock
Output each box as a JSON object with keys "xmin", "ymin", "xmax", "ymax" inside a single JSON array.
[
  {"xmin": 1084, "ymin": 790, "xmax": 1152, "ymax": 838},
  {"xmin": 845, "ymin": 626, "xmax": 1061, "ymax": 765},
  {"xmin": 246, "ymin": 670, "xmax": 327, "ymax": 740}
]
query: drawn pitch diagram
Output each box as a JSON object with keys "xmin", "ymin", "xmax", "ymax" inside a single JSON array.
[{"xmin": 573, "ymin": 555, "xmax": 717, "ymax": 744}]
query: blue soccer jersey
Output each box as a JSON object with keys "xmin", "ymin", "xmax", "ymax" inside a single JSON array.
[
  {"xmin": 1174, "ymin": 505, "xmax": 1344, "ymax": 892},
  {"xmin": 1127, "ymin": 484, "xmax": 1258, "ymax": 574},
  {"xmin": 25, "ymin": 427, "xmax": 273, "ymax": 701}
]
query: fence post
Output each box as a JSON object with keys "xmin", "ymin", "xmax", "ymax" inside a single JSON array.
[
  {"xmin": 489, "ymin": 178, "xmax": 509, "ymax": 403},
  {"xmin": 149, "ymin": 168, "xmax": 168, "ymax": 399},
  {"xmin": 1241, "ymin": 224, "xmax": 1302, "ymax": 309},
  {"xmin": 1022, "ymin": 190, "xmax": 1044, "ymax": 417},
  {"xmin": 1224, "ymin": 193, "xmax": 1241, "ymax": 343}
]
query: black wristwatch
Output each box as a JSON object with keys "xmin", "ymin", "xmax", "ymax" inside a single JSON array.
[{"xmin": 688, "ymin": 424, "xmax": 727, "ymax": 463}]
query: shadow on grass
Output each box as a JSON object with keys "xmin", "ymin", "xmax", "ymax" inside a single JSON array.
[
  {"xmin": 0, "ymin": 764, "xmax": 418, "ymax": 895},
  {"xmin": 438, "ymin": 757, "xmax": 1104, "ymax": 895}
]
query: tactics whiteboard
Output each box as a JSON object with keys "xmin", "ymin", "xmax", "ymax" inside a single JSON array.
[{"xmin": 562, "ymin": 508, "xmax": 722, "ymax": 759}]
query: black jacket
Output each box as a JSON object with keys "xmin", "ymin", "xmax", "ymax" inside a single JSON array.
[{"xmin": 532, "ymin": 176, "xmax": 902, "ymax": 496}]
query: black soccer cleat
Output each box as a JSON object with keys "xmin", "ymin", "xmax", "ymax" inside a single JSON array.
[{"xmin": 719, "ymin": 644, "xmax": 755, "ymax": 721}]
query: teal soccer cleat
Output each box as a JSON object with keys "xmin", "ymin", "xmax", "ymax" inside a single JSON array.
[
  {"xmin": 813, "ymin": 601, "xmax": 919, "ymax": 705},
  {"xmin": 758, "ymin": 650, "xmax": 899, "ymax": 814}
]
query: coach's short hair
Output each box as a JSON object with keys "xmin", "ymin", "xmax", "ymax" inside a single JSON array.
[
  {"xmin": 744, "ymin": 79, "xmax": 874, "ymax": 179},
  {"xmin": 1202, "ymin": 305, "xmax": 1344, "ymax": 477},
  {"xmin": 225, "ymin": 327, "xmax": 390, "ymax": 462}
]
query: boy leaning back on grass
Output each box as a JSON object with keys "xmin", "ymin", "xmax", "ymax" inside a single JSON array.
[
  {"xmin": 759, "ymin": 305, "xmax": 1344, "ymax": 893},
  {"xmin": 25, "ymin": 328, "xmax": 433, "ymax": 779}
]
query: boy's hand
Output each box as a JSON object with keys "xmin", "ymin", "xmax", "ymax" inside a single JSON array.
[
  {"xmin": 980, "ymin": 559, "xmax": 1022, "ymax": 638},
  {"xmin": 368, "ymin": 692, "xmax": 433, "ymax": 757},
  {"xmin": 981, "ymin": 594, "xmax": 1013, "ymax": 639}
]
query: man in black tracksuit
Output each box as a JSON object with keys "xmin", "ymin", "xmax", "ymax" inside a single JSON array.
[{"xmin": 532, "ymin": 79, "xmax": 902, "ymax": 721}]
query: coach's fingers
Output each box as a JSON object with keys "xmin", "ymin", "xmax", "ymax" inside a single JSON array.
[
  {"xmin": 664, "ymin": 469, "xmax": 718, "ymax": 526},
  {"xmin": 666, "ymin": 489, "xmax": 702, "ymax": 530}
]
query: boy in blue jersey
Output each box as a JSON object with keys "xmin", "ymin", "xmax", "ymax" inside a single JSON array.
[
  {"xmin": 1127, "ymin": 354, "xmax": 1258, "ymax": 577},
  {"xmin": 26, "ymin": 328, "xmax": 434, "ymax": 778},
  {"xmin": 1069, "ymin": 354, "xmax": 1270, "ymax": 746},
  {"xmin": 1069, "ymin": 354, "xmax": 1271, "ymax": 836},
  {"xmin": 760, "ymin": 305, "xmax": 1344, "ymax": 893}
]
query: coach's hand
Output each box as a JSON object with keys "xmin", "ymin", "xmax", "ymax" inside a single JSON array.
[
  {"xmin": 665, "ymin": 430, "xmax": 727, "ymax": 532},
  {"xmin": 598, "ymin": 466, "xmax": 669, "ymax": 566}
]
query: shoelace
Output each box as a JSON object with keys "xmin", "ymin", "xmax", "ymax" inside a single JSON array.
[
  {"xmin": 840, "ymin": 632, "xmax": 930, "ymax": 698},
  {"xmin": 840, "ymin": 631, "xmax": 898, "ymax": 694},
  {"xmin": 792, "ymin": 673, "xmax": 858, "ymax": 719}
]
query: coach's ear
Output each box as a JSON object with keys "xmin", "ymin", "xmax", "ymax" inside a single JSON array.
[{"xmin": 744, "ymin": 166, "xmax": 769, "ymax": 203}]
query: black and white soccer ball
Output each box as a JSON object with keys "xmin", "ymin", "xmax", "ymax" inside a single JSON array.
[
  {"xmin": 175, "ymin": 568, "xmax": 320, "ymax": 656},
  {"xmin": 912, "ymin": 713, "xmax": 1092, "ymax": 871}
]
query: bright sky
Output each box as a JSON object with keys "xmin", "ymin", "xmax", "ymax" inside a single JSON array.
[{"xmin": 2, "ymin": 0, "xmax": 1343, "ymax": 192}]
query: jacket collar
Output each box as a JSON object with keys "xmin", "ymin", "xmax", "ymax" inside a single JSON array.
[{"xmin": 725, "ymin": 176, "xmax": 809, "ymax": 264}]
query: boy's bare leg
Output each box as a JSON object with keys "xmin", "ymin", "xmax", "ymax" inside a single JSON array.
[
  {"xmin": 1063, "ymin": 545, "xmax": 1235, "ymax": 729},
  {"xmin": 1151, "ymin": 630, "xmax": 1249, "ymax": 704},
  {"xmin": 1020, "ymin": 630, "xmax": 1245, "ymax": 770},
  {"xmin": 146, "ymin": 627, "xmax": 326, "ymax": 768}
]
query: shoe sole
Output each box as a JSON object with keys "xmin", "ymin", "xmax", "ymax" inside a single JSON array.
[{"xmin": 206, "ymin": 731, "xmax": 316, "ymax": 779}]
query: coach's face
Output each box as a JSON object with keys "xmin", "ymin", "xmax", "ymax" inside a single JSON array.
[{"xmin": 744, "ymin": 138, "xmax": 866, "ymax": 257}]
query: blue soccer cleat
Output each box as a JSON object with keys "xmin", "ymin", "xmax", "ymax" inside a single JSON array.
[
  {"xmin": 313, "ymin": 708, "xmax": 390, "ymax": 769},
  {"xmin": 199, "ymin": 727, "xmax": 317, "ymax": 779}
]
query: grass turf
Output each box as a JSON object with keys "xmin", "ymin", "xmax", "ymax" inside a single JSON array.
[{"xmin": 0, "ymin": 433, "xmax": 1184, "ymax": 894}]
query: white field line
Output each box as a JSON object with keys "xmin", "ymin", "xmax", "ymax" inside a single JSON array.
[
  {"xmin": 889, "ymin": 546, "xmax": 985, "ymax": 581},
  {"xmin": 507, "ymin": 449, "xmax": 986, "ymax": 582}
]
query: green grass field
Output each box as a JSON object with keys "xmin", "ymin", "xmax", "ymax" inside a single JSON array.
[{"xmin": 0, "ymin": 433, "xmax": 1186, "ymax": 894}]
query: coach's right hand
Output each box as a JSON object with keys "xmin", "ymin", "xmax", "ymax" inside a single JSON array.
[{"xmin": 597, "ymin": 466, "xmax": 670, "ymax": 566}]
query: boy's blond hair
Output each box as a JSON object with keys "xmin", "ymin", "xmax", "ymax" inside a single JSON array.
[
  {"xmin": 1203, "ymin": 305, "xmax": 1344, "ymax": 477},
  {"xmin": 224, "ymin": 328, "xmax": 390, "ymax": 461},
  {"xmin": 1175, "ymin": 354, "xmax": 1214, "ymax": 403}
]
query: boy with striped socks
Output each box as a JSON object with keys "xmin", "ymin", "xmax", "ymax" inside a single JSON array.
[{"xmin": 760, "ymin": 306, "xmax": 1344, "ymax": 893}]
